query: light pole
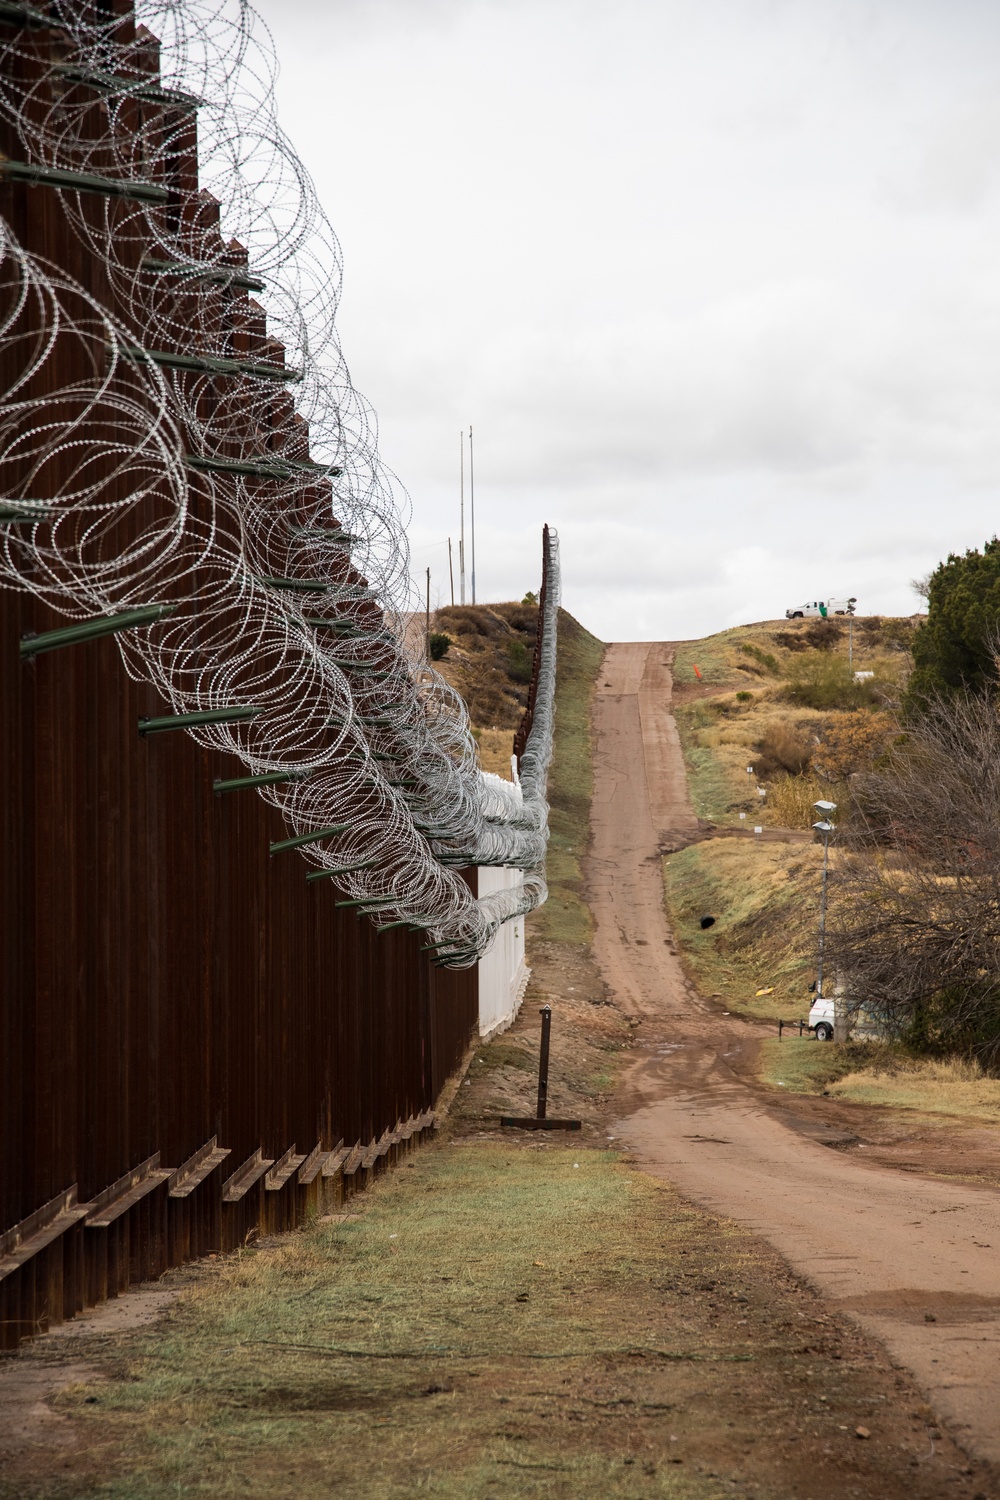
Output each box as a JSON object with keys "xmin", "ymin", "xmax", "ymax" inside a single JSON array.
[{"xmin": 812, "ymin": 799, "xmax": 838, "ymax": 1030}]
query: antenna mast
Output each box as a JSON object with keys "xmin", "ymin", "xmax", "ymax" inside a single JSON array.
[
  {"xmin": 459, "ymin": 431, "xmax": 466, "ymax": 605},
  {"xmin": 469, "ymin": 424, "xmax": 476, "ymax": 605}
]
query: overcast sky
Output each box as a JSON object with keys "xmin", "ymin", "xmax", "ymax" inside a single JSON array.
[{"xmin": 253, "ymin": 0, "xmax": 1000, "ymax": 641}]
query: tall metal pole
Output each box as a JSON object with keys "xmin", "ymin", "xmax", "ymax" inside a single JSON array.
[
  {"xmin": 817, "ymin": 828, "xmax": 830, "ymax": 998},
  {"xmin": 459, "ymin": 431, "xmax": 465, "ymax": 606},
  {"xmin": 425, "ymin": 566, "xmax": 431, "ymax": 659},
  {"xmin": 468, "ymin": 423, "xmax": 476, "ymax": 605},
  {"xmin": 447, "ymin": 537, "xmax": 455, "ymax": 606},
  {"xmin": 849, "ymin": 616, "xmax": 853, "ymax": 670}
]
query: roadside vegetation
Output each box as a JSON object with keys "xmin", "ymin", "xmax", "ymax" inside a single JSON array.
[
  {"xmin": 673, "ymin": 615, "xmax": 914, "ymax": 831},
  {"xmin": 671, "ymin": 546, "xmax": 1000, "ymax": 1103},
  {"xmin": 662, "ymin": 840, "xmax": 823, "ymax": 1023}
]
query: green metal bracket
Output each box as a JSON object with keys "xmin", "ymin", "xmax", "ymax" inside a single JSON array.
[
  {"xmin": 139, "ymin": 705, "xmax": 260, "ymax": 735},
  {"xmin": 0, "ymin": 158, "xmax": 170, "ymax": 202},
  {"xmin": 304, "ymin": 617, "xmax": 356, "ymax": 633},
  {"xmin": 121, "ymin": 344, "xmax": 301, "ymax": 384},
  {"xmin": 0, "ymin": 3, "xmax": 51, "ymax": 29},
  {"xmin": 334, "ymin": 897, "xmax": 397, "ymax": 910},
  {"xmin": 269, "ymin": 824, "xmax": 351, "ymax": 855},
  {"xmin": 141, "ymin": 257, "xmax": 264, "ymax": 293},
  {"xmin": 214, "ymin": 770, "xmax": 306, "ymax": 795},
  {"xmin": 55, "ymin": 66, "xmax": 203, "ymax": 110},
  {"xmin": 257, "ymin": 575, "xmax": 329, "ymax": 592},
  {"xmin": 186, "ymin": 453, "xmax": 342, "ymax": 481},
  {"xmin": 1, "ymin": 500, "xmax": 53, "ymax": 523},
  {"xmin": 289, "ymin": 526, "xmax": 358, "ymax": 544},
  {"xmin": 20, "ymin": 604, "xmax": 175, "ymax": 658},
  {"xmin": 305, "ymin": 858, "xmax": 380, "ymax": 883}
]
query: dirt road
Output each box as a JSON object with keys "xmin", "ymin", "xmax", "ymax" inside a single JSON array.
[{"xmin": 592, "ymin": 642, "xmax": 1000, "ymax": 1467}]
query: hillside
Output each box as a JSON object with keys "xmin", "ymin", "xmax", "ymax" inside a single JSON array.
[
  {"xmin": 664, "ymin": 614, "xmax": 921, "ymax": 1023},
  {"xmin": 672, "ymin": 612, "xmax": 920, "ymax": 829},
  {"xmin": 430, "ymin": 601, "xmax": 540, "ymax": 777}
]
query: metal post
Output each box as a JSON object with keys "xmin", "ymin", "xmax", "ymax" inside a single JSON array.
[
  {"xmin": 448, "ymin": 537, "xmax": 455, "ymax": 606},
  {"xmin": 536, "ymin": 1005, "xmax": 551, "ymax": 1119},
  {"xmin": 459, "ymin": 431, "xmax": 465, "ymax": 605},
  {"xmin": 425, "ymin": 567, "xmax": 431, "ymax": 659},
  {"xmin": 817, "ymin": 828, "xmax": 830, "ymax": 998},
  {"xmin": 468, "ymin": 424, "xmax": 476, "ymax": 605},
  {"xmin": 849, "ymin": 616, "xmax": 853, "ymax": 670}
]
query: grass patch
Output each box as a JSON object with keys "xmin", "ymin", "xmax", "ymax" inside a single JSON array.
[
  {"xmin": 531, "ymin": 609, "xmax": 605, "ymax": 945},
  {"xmin": 662, "ymin": 839, "xmax": 823, "ymax": 1022},
  {"xmin": 759, "ymin": 1042, "xmax": 1000, "ymax": 1121},
  {"xmin": 758, "ymin": 1038, "xmax": 863, "ymax": 1094},
  {"xmin": 673, "ymin": 704, "xmax": 739, "ymax": 823},
  {"xmin": 40, "ymin": 1144, "xmax": 812, "ymax": 1500},
  {"xmin": 830, "ymin": 1057, "xmax": 1000, "ymax": 1121}
]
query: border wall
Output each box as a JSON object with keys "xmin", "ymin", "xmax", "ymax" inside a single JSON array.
[{"xmin": 0, "ymin": 3, "xmax": 550, "ymax": 1349}]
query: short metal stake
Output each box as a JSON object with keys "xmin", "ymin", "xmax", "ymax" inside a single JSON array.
[
  {"xmin": 500, "ymin": 1005, "xmax": 580, "ymax": 1131},
  {"xmin": 536, "ymin": 1005, "xmax": 551, "ymax": 1118}
]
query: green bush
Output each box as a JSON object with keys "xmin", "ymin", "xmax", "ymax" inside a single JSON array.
[
  {"xmin": 738, "ymin": 643, "xmax": 780, "ymax": 673},
  {"xmin": 781, "ymin": 657, "xmax": 884, "ymax": 710},
  {"xmin": 906, "ymin": 538, "xmax": 1000, "ymax": 711},
  {"xmin": 506, "ymin": 637, "xmax": 533, "ymax": 684},
  {"xmin": 429, "ymin": 632, "xmax": 451, "ymax": 661}
]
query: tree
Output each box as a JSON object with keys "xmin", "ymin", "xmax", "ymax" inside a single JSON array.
[
  {"xmin": 830, "ymin": 694, "xmax": 1000, "ymax": 1069},
  {"xmin": 906, "ymin": 538, "xmax": 1000, "ymax": 711}
]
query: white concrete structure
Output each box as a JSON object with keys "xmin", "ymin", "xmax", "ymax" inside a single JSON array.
[{"xmin": 477, "ymin": 863, "xmax": 531, "ymax": 1039}]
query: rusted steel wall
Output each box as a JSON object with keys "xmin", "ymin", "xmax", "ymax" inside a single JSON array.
[
  {"xmin": 0, "ymin": 11, "xmax": 479, "ymax": 1349},
  {"xmin": 0, "ymin": 582, "xmax": 479, "ymax": 1346}
]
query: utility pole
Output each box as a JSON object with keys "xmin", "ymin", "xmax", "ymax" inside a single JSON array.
[
  {"xmin": 459, "ymin": 431, "xmax": 466, "ymax": 605},
  {"xmin": 812, "ymin": 800, "xmax": 839, "ymax": 1030},
  {"xmin": 425, "ymin": 566, "xmax": 431, "ymax": 659},
  {"xmin": 447, "ymin": 537, "xmax": 455, "ymax": 606},
  {"xmin": 468, "ymin": 423, "xmax": 476, "ymax": 605}
]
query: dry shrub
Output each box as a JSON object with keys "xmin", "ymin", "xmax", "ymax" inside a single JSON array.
[
  {"xmin": 766, "ymin": 775, "xmax": 830, "ymax": 828},
  {"xmin": 801, "ymin": 618, "xmax": 843, "ymax": 651},
  {"xmin": 814, "ymin": 711, "xmax": 896, "ymax": 780},
  {"xmin": 773, "ymin": 630, "xmax": 809, "ymax": 653},
  {"xmin": 493, "ymin": 602, "xmax": 538, "ymax": 635},
  {"xmin": 754, "ymin": 720, "xmax": 813, "ymax": 778},
  {"xmin": 437, "ymin": 605, "xmax": 494, "ymax": 637}
]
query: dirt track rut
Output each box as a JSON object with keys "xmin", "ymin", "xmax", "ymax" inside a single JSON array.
[{"xmin": 591, "ymin": 641, "xmax": 1000, "ymax": 1467}]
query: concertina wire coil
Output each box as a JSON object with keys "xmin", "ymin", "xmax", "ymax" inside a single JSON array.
[{"xmin": 0, "ymin": 0, "xmax": 557, "ymax": 966}]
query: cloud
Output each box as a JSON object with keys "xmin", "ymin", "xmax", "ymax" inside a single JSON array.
[{"xmin": 252, "ymin": 0, "xmax": 1000, "ymax": 638}]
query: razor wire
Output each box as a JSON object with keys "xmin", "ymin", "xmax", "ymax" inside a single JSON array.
[{"xmin": 0, "ymin": 0, "xmax": 556, "ymax": 963}]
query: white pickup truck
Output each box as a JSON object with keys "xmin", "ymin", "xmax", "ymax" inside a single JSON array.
[{"xmin": 785, "ymin": 598, "xmax": 856, "ymax": 619}]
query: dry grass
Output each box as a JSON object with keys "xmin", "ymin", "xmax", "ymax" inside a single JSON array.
[
  {"xmin": 28, "ymin": 1140, "xmax": 956, "ymax": 1500},
  {"xmin": 661, "ymin": 839, "xmax": 824, "ymax": 1022},
  {"xmin": 674, "ymin": 617, "xmax": 914, "ymax": 831},
  {"xmin": 829, "ymin": 1057, "xmax": 1000, "ymax": 1120},
  {"xmin": 474, "ymin": 726, "xmax": 516, "ymax": 779}
]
